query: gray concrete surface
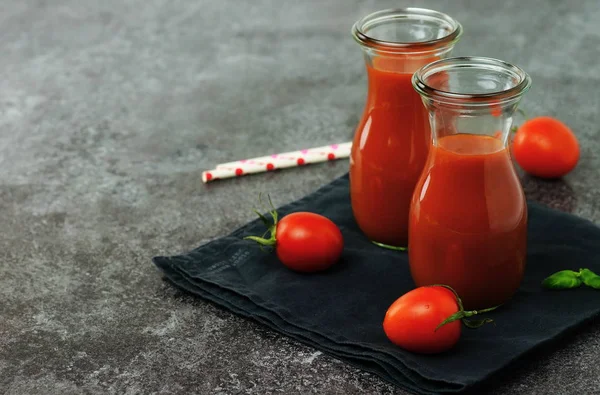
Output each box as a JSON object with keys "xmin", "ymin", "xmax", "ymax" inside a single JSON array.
[{"xmin": 1, "ymin": 0, "xmax": 599, "ymax": 394}]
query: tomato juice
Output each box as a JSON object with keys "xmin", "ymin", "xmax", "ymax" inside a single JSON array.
[
  {"xmin": 350, "ymin": 62, "xmax": 431, "ymax": 247},
  {"xmin": 408, "ymin": 134, "xmax": 527, "ymax": 309}
]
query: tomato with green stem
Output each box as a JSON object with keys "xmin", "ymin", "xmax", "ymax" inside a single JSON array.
[
  {"xmin": 383, "ymin": 285, "xmax": 498, "ymax": 354},
  {"xmin": 245, "ymin": 196, "xmax": 344, "ymax": 273}
]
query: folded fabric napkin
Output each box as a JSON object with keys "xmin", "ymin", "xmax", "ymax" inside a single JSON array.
[{"xmin": 153, "ymin": 174, "xmax": 600, "ymax": 394}]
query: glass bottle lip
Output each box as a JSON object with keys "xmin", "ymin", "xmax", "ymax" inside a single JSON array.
[
  {"xmin": 412, "ymin": 56, "xmax": 532, "ymax": 105},
  {"xmin": 352, "ymin": 8, "xmax": 463, "ymax": 54}
]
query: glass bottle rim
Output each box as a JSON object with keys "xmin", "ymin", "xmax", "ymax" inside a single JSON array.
[
  {"xmin": 412, "ymin": 56, "xmax": 532, "ymax": 105},
  {"xmin": 352, "ymin": 8, "xmax": 463, "ymax": 53}
]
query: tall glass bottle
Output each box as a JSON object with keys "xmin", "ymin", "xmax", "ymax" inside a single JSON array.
[
  {"xmin": 410, "ymin": 57, "xmax": 532, "ymax": 309},
  {"xmin": 350, "ymin": 8, "xmax": 462, "ymax": 248}
]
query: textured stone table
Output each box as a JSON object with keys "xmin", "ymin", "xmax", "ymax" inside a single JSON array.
[{"xmin": 2, "ymin": 0, "xmax": 599, "ymax": 394}]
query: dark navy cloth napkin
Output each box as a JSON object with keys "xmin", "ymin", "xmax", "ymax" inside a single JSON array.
[{"xmin": 153, "ymin": 174, "xmax": 600, "ymax": 394}]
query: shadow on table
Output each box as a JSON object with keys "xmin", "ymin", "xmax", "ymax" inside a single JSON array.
[{"xmin": 520, "ymin": 173, "xmax": 577, "ymax": 213}]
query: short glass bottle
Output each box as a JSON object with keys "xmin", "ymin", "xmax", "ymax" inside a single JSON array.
[{"xmin": 410, "ymin": 56, "xmax": 532, "ymax": 309}]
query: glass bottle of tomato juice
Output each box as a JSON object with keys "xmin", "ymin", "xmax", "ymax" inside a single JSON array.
[
  {"xmin": 410, "ymin": 57, "xmax": 532, "ymax": 309},
  {"xmin": 350, "ymin": 8, "xmax": 463, "ymax": 248}
]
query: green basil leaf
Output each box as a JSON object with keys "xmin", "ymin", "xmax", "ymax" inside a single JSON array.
[
  {"xmin": 579, "ymin": 268, "xmax": 600, "ymax": 288},
  {"xmin": 463, "ymin": 318, "xmax": 494, "ymax": 329},
  {"xmin": 541, "ymin": 270, "xmax": 582, "ymax": 290},
  {"xmin": 582, "ymin": 273, "xmax": 600, "ymax": 289}
]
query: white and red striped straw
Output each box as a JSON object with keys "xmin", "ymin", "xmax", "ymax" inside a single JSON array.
[{"xmin": 202, "ymin": 142, "xmax": 351, "ymax": 183}]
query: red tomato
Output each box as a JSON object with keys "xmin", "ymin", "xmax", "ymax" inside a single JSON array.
[
  {"xmin": 275, "ymin": 212, "xmax": 343, "ymax": 272},
  {"xmin": 246, "ymin": 210, "xmax": 344, "ymax": 273},
  {"xmin": 383, "ymin": 286, "xmax": 461, "ymax": 354},
  {"xmin": 512, "ymin": 116, "xmax": 580, "ymax": 179}
]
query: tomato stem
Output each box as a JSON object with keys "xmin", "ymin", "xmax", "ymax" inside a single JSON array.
[
  {"xmin": 371, "ymin": 241, "xmax": 407, "ymax": 251},
  {"xmin": 435, "ymin": 311, "xmax": 466, "ymax": 330},
  {"xmin": 464, "ymin": 306, "xmax": 498, "ymax": 316},
  {"xmin": 431, "ymin": 284, "xmax": 500, "ymax": 331},
  {"xmin": 431, "ymin": 284, "xmax": 465, "ymax": 311},
  {"xmin": 244, "ymin": 234, "xmax": 276, "ymax": 247},
  {"xmin": 253, "ymin": 209, "xmax": 271, "ymax": 227},
  {"xmin": 244, "ymin": 194, "xmax": 279, "ymax": 250}
]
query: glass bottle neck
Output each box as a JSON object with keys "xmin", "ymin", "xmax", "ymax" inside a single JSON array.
[
  {"xmin": 412, "ymin": 57, "xmax": 532, "ymax": 149},
  {"xmin": 362, "ymin": 49, "xmax": 453, "ymax": 74},
  {"xmin": 426, "ymin": 100, "xmax": 521, "ymax": 149},
  {"xmin": 362, "ymin": 51, "xmax": 455, "ymax": 109}
]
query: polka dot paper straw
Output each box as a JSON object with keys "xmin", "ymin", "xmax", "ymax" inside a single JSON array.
[
  {"xmin": 202, "ymin": 142, "xmax": 352, "ymax": 183},
  {"xmin": 216, "ymin": 142, "xmax": 352, "ymax": 169}
]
